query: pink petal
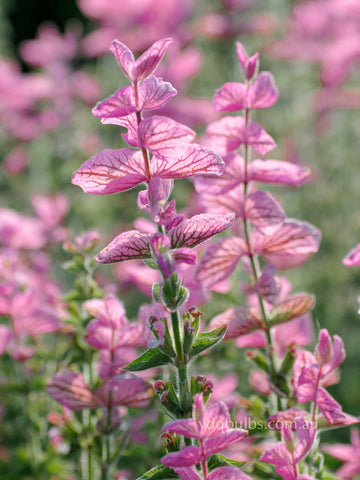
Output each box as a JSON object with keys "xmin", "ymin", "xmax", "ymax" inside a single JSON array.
[
  {"xmin": 315, "ymin": 329, "xmax": 333, "ymax": 366},
  {"xmin": 249, "ymin": 370, "xmax": 272, "ymax": 395},
  {"xmin": 15, "ymin": 310, "xmax": 62, "ymax": 336},
  {"xmin": 152, "ymin": 144, "xmax": 225, "ymax": 179},
  {"xmin": 214, "ymin": 72, "xmax": 277, "ymax": 112},
  {"xmin": 133, "ymin": 38, "xmax": 173, "ymax": 82},
  {"xmin": 257, "ymin": 264, "xmax": 280, "ymax": 303},
  {"xmin": 260, "ymin": 443, "xmax": 295, "ymax": 480},
  {"xmin": 293, "ymin": 351, "xmax": 318, "ymax": 403},
  {"xmin": 326, "ymin": 335, "xmax": 345, "ymax": 375},
  {"xmin": 72, "ymin": 149, "xmax": 147, "ymax": 194},
  {"xmin": 235, "ymin": 330, "xmax": 267, "ymax": 348},
  {"xmin": 208, "ymin": 466, "xmax": 253, "ymax": 480},
  {"xmin": 109, "ymin": 40, "xmax": 135, "ymax": 79},
  {"xmin": 322, "ymin": 444, "xmax": 356, "ymax": 463},
  {"xmin": 102, "ymin": 113, "xmax": 139, "ymax": 147},
  {"xmin": 336, "ymin": 463, "xmax": 360, "ymax": 480},
  {"xmin": 169, "ymin": 213, "xmax": 234, "ymax": 249},
  {"xmin": 161, "ymin": 446, "xmax": 202, "ymax": 467},
  {"xmin": 138, "ymin": 75, "xmax": 177, "ymax": 110},
  {"xmin": 207, "ymin": 116, "xmax": 276, "ymax": 156},
  {"xmin": 294, "ymin": 417, "xmax": 316, "ymax": 462},
  {"xmin": 210, "ymin": 307, "xmax": 263, "ymax": 339},
  {"xmin": 92, "ymin": 85, "xmax": 135, "ymax": 119},
  {"xmin": 200, "ymin": 186, "xmax": 244, "ymax": 218},
  {"xmin": 200, "ymin": 401, "xmax": 231, "ymax": 438},
  {"xmin": 162, "ymin": 419, "xmax": 200, "ymax": 438},
  {"xmin": 139, "ymin": 116, "xmax": 195, "ymax": 160},
  {"xmin": 94, "ymin": 374, "xmax": 153, "ymax": 408},
  {"xmin": 103, "ymin": 295, "xmax": 127, "ymax": 328},
  {"xmin": 204, "ymin": 429, "xmax": 248, "ymax": 457},
  {"xmin": 171, "ymin": 466, "xmax": 202, "ymax": 480},
  {"xmin": 274, "ymin": 315, "xmax": 314, "ymax": 357},
  {"xmin": 268, "ymin": 294, "xmax": 315, "ymax": 327},
  {"xmin": 246, "ymin": 121, "xmax": 277, "ymax": 155},
  {"xmin": 343, "ymin": 244, "xmax": 360, "ymax": 266},
  {"xmin": 244, "ymin": 191, "xmax": 285, "ymax": 230},
  {"xmin": 236, "ymin": 42, "xmax": 259, "ymax": 81},
  {"xmin": 317, "ymin": 388, "xmax": 347, "ymax": 425},
  {"xmin": 194, "ymin": 153, "xmax": 245, "ymax": 195},
  {"xmin": 249, "ymin": 160, "xmax": 310, "ymax": 186},
  {"xmin": 253, "ymin": 220, "xmax": 321, "ymax": 270},
  {"xmin": 47, "ymin": 371, "xmax": 96, "ymax": 411},
  {"xmin": 248, "ymin": 72, "xmax": 278, "ymax": 109},
  {"xmin": 95, "ymin": 230, "xmax": 152, "ymax": 263},
  {"xmin": 214, "ymin": 82, "xmax": 248, "ymax": 112},
  {"xmin": 196, "ymin": 237, "xmax": 247, "ymax": 287}
]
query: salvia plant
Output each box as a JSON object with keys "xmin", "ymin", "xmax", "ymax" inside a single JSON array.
[{"xmin": 1, "ymin": 31, "xmax": 359, "ymax": 480}]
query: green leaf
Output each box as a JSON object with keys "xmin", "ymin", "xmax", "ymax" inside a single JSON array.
[
  {"xmin": 208, "ymin": 453, "xmax": 246, "ymax": 470},
  {"xmin": 124, "ymin": 348, "xmax": 174, "ymax": 371},
  {"xmin": 189, "ymin": 326, "xmax": 226, "ymax": 360},
  {"xmin": 136, "ymin": 464, "xmax": 178, "ymax": 480}
]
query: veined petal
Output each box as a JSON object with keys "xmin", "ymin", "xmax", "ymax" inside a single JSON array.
[
  {"xmin": 194, "ymin": 153, "xmax": 245, "ymax": 195},
  {"xmin": 95, "ymin": 230, "xmax": 152, "ymax": 264},
  {"xmin": 133, "ymin": 38, "xmax": 173, "ymax": 82},
  {"xmin": 109, "ymin": 40, "xmax": 135, "ymax": 80},
  {"xmin": 343, "ymin": 243, "xmax": 360, "ymax": 266},
  {"xmin": 246, "ymin": 121, "xmax": 276, "ymax": 155},
  {"xmin": 46, "ymin": 371, "xmax": 96, "ymax": 411},
  {"xmin": 102, "ymin": 113, "xmax": 139, "ymax": 147},
  {"xmin": 169, "ymin": 213, "xmax": 234, "ymax": 249},
  {"xmin": 210, "ymin": 307, "xmax": 263, "ymax": 339},
  {"xmin": 244, "ymin": 191, "xmax": 285, "ymax": 230},
  {"xmin": 92, "ymin": 85, "xmax": 135, "ymax": 119},
  {"xmin": 196, "ymin": 237, "xmax": 247, "ymax": 287},
  {"xmin": 200, "ymin": 187, "xmax": 244, "ymax": 218},
  {"xmin": 152, "ymin": 144, "xmax": 225, "ymax": 179},
  {"xmin": 162, "ymin": 446, "xmax": 202, "ymax": 467},
  {"xmin": 206, "ymin": 116, "xmax": 246, "ymax": 155},
  {"xmin": 206, "ymin": 117, "xmax": 276, "ymax": 155},
  {"xmin": 204, "ymin": 429, "xmax": 248, "ymax": 457},
  {"xmin": 72, "ymin": 149, "xmax": 147, "ymax": 194},
  {"xmin": 162, "ymin": 419, "xmax": 200, "ymax": 438},
  {"xmin": 208, "ymin": 467, "xmax": 253, "ymax": 480},
  {"xmin": 268, "ymin": 294, "xmax": 315, "ymax": 327},
  {"xmin": 248, "ymin": 72, "xmax": 278, "ymax": 109},
  {"xmin": 214, "ymin": 82, "xmax": 247, "ymax": 112},
  {"xmin": 316, "ymin": 388, "xmax": 347, "ymax": 425},
  {"xmin": 138, "ymin": 75, "xmax": 177, "ymax": 110},
  {"xmin": 260, "ymin": 443, "xmax": 295, "ymax": 480},
  {"xmin": 94, "ymin": 374, "xmax": 153, "ymax": 408},
  {"xmin": 171, "ymin": 466, "xmax": 202, "ymax": 480},
  {"xmin": 199, "ymin": 401, "xmax": 231, "ymax": 438},
  {"xmin": 253, "ymin": 220, "xmax": 321, "ymax": 270},
  {"xmin": 294, "ymin": 417, "xmax": 316, "ymax": 462},
  {"xmin": 139, "ymin": 116, "xmax": 195, "ymax": 160},
  {"xmin": 293, "ymin": 350, "xmax": 318, "ymax": 403},
  {"xmin": 249, "ymin": 160, "xmax": 310, "ymax": 185}
]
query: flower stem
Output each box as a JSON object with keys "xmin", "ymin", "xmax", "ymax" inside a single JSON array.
[{"xmin": 242, "ymin": 107, "xmax": 275, "ymax": 375}]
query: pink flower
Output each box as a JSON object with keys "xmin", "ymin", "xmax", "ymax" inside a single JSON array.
[
  {"xmin": 161, "ymin": 393, "xmax": 247, "ymax": 468},
  {"xmin": 95, "ymin": 213, "xmax": 234, "ymax": 264},
  {"xmin": 322, "ymin": 429, "xmax": 360, "ymax": 480},
  {"xmin": 260, "ymin": 416, "xmax": 317, "ymax": 480},
  {"xmin": 293, "ymin": 329, "xmax": 358, "ymax": 426},
  {"xmin": 47, "ymin": 371, "xmax": 153, "ymax": 411},
  {"xmin": 84, "ymin": 294, "xmax": 147, "ymax": 352}
]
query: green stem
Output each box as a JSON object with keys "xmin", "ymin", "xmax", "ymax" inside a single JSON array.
[
  {"xmin": 242, "ymin": 108, "xmax": 275, "ymax": 374},
  {"xmin": 171, "ymin": 310, "xmax": 183, "ymax": 363}
]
